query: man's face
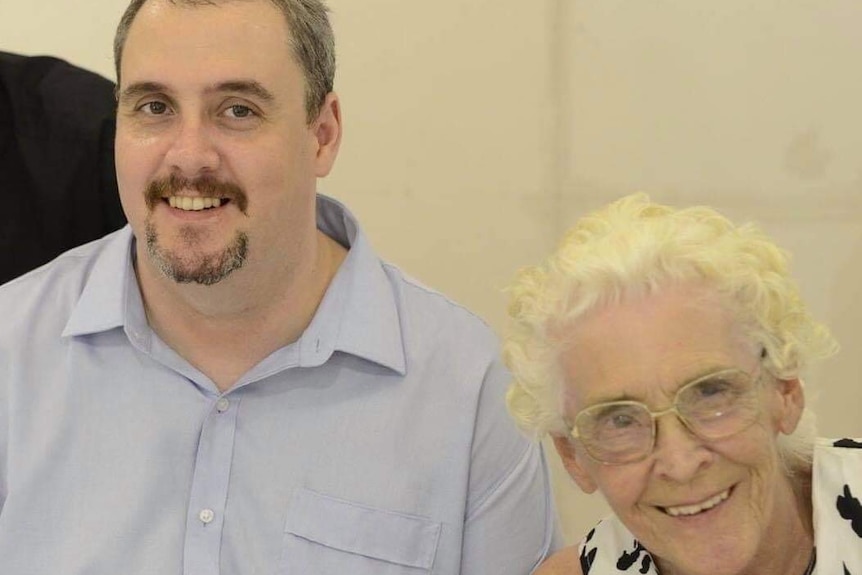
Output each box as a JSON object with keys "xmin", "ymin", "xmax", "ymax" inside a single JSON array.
[{"xmin": 115, "ymin": 0, "xmax": 339, "ymax": 286}]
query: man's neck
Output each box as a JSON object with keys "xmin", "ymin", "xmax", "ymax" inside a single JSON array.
[{"xmin": 136, "ymin": 230, "xmax": 348, "ymax": 392}]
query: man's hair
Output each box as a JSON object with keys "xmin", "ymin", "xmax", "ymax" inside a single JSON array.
[
  {"xmin": 504, "ymin": 192, "xmax": 838, "ymax": 472},
  {"xmin": 114, "ymin": 0, "xmax": 335, "ymax": 123}
]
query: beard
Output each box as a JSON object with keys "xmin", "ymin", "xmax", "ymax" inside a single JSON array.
[
  {"xmin": 145, "ymin": 220, "xmax": 249, "ymax": 285},
  {"xmin": 143, "ymin": 174, "xmax": 250, "ymax": 285}
]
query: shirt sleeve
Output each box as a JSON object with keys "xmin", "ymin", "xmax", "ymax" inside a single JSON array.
[{"xmin": 460, "ymin": 356, "xmax": 564, "ymax": 574}]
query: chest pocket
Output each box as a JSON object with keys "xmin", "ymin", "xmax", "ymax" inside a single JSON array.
[{"xmin": 279, "ymin": 488, "xmax": 442, "ymax": 574}]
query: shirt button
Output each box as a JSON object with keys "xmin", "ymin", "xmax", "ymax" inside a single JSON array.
[
  {"xmin": 199, "ymin": 509, "xmax": 215, "ymax": 524},
  {"xmin": 216, "ymin": 398, "xmax": 230, "ymax": 413}
]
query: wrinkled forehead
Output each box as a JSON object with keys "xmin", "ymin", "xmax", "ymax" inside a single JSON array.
[
  {"xmin": 120, "ymin": 0, "xmax": 301, "ymax": 95},
  {"xmin": 555, "ymin": 283, "xmax": 758, "ymax": 409}
]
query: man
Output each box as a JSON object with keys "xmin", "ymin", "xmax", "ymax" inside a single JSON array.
[{"xmin": 0, "ymin": 1, "xmax": 560, "ymax": 573}]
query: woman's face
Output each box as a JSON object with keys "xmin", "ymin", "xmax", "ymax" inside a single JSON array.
[{"xmin": 554, "ymin": 284, "xmax": 807, "ymax": 575}]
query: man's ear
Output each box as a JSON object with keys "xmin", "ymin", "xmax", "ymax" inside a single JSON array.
[
  {"xmin": 772, "ymin": 376, "xmax": 805, "ymax": 435},
  {"xmin": 311, "ymin": 92, "xmax": 342, "ymax": 178},
  {"xmin": 552, "ymin": 435, "xmax": 598, "ymax": 494}
]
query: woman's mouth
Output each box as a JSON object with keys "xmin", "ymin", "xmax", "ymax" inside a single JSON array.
[{"xmin": 660, "ymin": 487, "xmax": 732, "ymax": 517}]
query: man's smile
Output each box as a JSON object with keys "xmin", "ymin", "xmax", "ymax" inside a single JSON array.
[
  {"xmin": 167, "ymin": 196, "xmax": 225, "ymax": 211},
  {"xmin": 145, "ymin": 173, "xmax": 248, "ymax": 214}
]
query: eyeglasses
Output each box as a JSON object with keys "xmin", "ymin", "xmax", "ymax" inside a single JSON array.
[{"xmin": 569, "ymin": 368, "xmax": 764, "ymax": 465}]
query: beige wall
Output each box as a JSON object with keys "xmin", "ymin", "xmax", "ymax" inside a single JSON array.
[
  {"xmin": 326, "ymin": 0, "xmax": 559, "ymax": 328},
  {"xmin": 3, "ymin": 0, "xmax": 860, "ymax": 547},
  {"xmin": 0, "ymin": 0, "xmax": 128, "ymax": 75}
]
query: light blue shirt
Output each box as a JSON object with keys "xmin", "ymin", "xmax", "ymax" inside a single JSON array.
[{"xmin": 0, "ymin": 195, "xmax": 560, "ymax": 574}]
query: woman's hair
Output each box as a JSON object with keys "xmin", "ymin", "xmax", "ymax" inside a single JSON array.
[{"xmin": 504, "ymin": 193, "xmax": 838, "ymax": 472}]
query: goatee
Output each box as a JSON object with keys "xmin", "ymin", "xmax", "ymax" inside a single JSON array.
[{"xmin": 143, "ymin": 173, "xmax": 250, "ymax": 285}]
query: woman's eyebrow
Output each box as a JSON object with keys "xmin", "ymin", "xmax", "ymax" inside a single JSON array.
[{"xmin": 579, "ymin": 366, "xmax": 736, "ymax": 406}]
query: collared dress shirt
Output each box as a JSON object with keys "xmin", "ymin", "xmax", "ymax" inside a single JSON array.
[{"xmin": 0, "ymin": 195, "xmax": 561, "ymax": 574}]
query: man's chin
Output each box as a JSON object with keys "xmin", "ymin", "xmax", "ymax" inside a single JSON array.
[
  {"xmin": 158, "ymin": 261, "xmax": 239, "ymax": 286},
  {"xmin": 144, "ymin": 229, "xmax": 250, "ymax": 286}
]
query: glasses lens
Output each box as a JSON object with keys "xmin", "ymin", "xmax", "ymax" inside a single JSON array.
[
  {"xmin": 677, "ymin": 369, "xmax": 759, "ymax": 438},
  {"xmin": 576, "ymin": 402, "xmax": 653, "ymax": 464}
]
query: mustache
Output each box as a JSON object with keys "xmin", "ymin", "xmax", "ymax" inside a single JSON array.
[{"xmin": 144, "ymin": 173, "xmax": 249, "ymax": 214}]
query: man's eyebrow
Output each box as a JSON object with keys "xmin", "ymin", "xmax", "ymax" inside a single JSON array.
[
  {"xmin": 208, "ymin": 80, "xmax": 275, "ymax": 102},
  {"xmin": 118, "ymin": 81, "xmax": 170, "ymax": 103},
  {"xmin": 118, "ymin": 80, "xmax": 275, "ymax": 104}
]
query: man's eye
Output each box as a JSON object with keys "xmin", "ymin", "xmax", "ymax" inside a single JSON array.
[
  {"xmin": 224, "ymin": 104, "xmax": 255, "ymax": 119},
  {"xmin": 140, "ymin": 101, "xmax": 169, "ymax": 115}
]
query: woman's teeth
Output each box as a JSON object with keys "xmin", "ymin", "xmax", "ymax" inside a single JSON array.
[
  {"xmin": 168, "ymin": 197, "xmax": 223, "ymax": 211},
  {"xmin": 664, "ymin": 489, "xmax": 730, "ymax": 517}
]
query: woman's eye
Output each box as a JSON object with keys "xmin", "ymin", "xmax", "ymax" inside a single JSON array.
[
  {"xmin": 609, "ymin": 413, "xmax": 636, "ymax": 429},
  {"xmin": 694, "ymin": 379, "xmax": 733, "ymax": 398},
  {"xmin": 595, "ymin": 405, "xmax": 644, "ymax": 430}
]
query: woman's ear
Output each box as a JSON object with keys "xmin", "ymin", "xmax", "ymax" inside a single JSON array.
[
  {"xmin": 552, "ymin": 435, "xmax": 598, "ymax": 494},
  {"xmin": 772, "ymin": 376, "xmax": 805, "ymax": 435}
]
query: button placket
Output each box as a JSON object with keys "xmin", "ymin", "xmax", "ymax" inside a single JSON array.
[{"xmin": 182, "ymin": 395, "xmax": 242, "ymax": 575}]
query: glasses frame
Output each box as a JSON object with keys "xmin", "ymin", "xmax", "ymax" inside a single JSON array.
[{"xmin": 568, "ymin": 367, "xmax": 765, "ymax": 465}]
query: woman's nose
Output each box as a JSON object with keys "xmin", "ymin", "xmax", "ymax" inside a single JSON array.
[{"xmin": 651, "ymin": 413, "xmax": 715, "ymax": 482}]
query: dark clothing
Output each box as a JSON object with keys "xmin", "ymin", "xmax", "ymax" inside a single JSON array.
[{"xmin": 0, "ymin": 51, "xmax": 125, "ymax": 285}]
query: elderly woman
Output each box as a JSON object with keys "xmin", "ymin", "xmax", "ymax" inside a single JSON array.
[{"xmin": 504, "ymin": 193, "xmax": 861, "ymax": 575}]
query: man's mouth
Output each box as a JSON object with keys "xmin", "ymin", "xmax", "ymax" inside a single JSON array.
[
  {"xmin": 145, "ymin": 174, "xmax": 248, "ymax": 214},
  {"xmin": 659, "ymin": 488, "xmax": 732, "ymax": 517},
  {"xmin": 166, "ymin": 196, "xmax": 228, "ymax": 211}
]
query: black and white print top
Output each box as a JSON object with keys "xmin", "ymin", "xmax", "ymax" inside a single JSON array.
[{"xmin": 577, "ymin": 438, "xmax": 862, "ymax": 574}]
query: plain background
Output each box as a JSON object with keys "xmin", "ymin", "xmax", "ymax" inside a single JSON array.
[{"xmin": 2, "ymin": 0, "xmax": 861, "ymax": 545}]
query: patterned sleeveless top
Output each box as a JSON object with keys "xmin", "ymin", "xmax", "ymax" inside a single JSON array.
[{"xmin": 577, "ymin": 438, "xmax": 862, "ymax": 574}]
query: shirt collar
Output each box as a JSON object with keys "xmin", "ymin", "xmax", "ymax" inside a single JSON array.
[
  {"xmin": 297, "ymin": 194, "xmax": 406, "ymax": 374},
  {"xmin": 62, "ymin": 226, "xmax": 134, "ymax": 337},
  {"xmin": 62, "ymin": 194, "xmax": 407, "ymax": 375}
]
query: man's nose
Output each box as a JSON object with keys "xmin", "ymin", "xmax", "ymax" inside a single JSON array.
[{"xmin": 164, "ymin": 118, "xmax": 221, "ymax": 178}]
